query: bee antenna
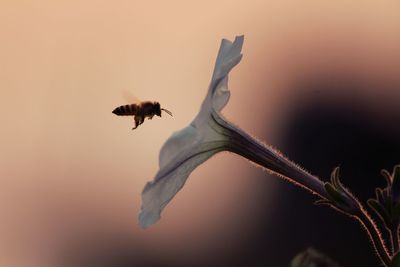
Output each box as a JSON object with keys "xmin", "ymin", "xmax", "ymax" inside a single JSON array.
[{"xmin": 161, "ymin": 108, "xmax": 173, "ymax": 116}]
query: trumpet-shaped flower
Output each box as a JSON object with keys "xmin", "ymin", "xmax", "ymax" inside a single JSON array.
[
  {"xmin": 136, "ymin": 36, "xmax": 397, "ymax": 267},
  {"xmin": 138, "ymin": 36, "xmax": 244, "ymax": 228},
  {"xmin": 138, "ymin": 35, "xmax": 326, "ymax": 229}
]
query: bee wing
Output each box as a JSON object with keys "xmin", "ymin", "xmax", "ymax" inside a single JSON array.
[{"xmin": 122, "ymin": 90, "xmax": 141, "ymax": 104}]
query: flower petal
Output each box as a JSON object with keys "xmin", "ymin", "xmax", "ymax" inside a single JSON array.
[
  {"xmin": 194, "ymin": 35, "xmax": 243, "ymax": 125},
  {"xmin": 158, "ymin": 125, "xmax": 199, "ymax": 170},
  {"xmin": 211, "ymin": 36, "xmax": 244, "ymax": 85},
  {"xmin": 139, "ymin": 139, "xmax": 223, "ymax": 228},
  {"xmin": 139, "ymin": 120, "xmax": 228, "ymax": 228},
  {"xmin": 138, "ymin": 35, "xmax": 244, "ymax": 228}
]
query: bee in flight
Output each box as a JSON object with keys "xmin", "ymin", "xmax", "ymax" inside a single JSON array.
[{"xmin": 112, "ymin": 101, "xmax": 173, "ymax": 130}]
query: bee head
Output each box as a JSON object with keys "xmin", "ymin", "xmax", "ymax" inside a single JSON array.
[{"xmin": 154, "ymin": 102, "xmax": 162, "ymax": 117}]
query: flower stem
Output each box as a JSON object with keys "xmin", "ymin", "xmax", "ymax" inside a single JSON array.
[
  {"xmin": 214, "ymin": 114, "xmax": 391, "ymax": 266},
  {"xmin": 356, "ymin": 210, "xmax": 391, "ymax": 265},
  {"xmin": 219, "ymin": 116, "xmax": 327, "ymax": 198}
]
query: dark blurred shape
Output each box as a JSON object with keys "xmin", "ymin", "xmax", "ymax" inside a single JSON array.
[
  {"xmin": 264, "ymin": 81, "xmax": 400, "ymax": 267},
  {"xmin": 291, "ymin": 247, "xmax": 341, "ymax": 267}
]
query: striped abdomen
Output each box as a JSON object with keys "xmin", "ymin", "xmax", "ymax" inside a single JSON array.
[{"xmin": 112, "ymin": 104, "xmax": 138, "ymax": 116}]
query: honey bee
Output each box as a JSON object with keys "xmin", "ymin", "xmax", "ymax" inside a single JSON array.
[{"xmin": 112, "ymin": 101, "xmax": 173, "ymax": 130}]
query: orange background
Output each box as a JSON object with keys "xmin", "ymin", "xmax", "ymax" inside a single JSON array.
[{"xmin": 1, "ymin": 1, "xmax": 400, "ymax": 266}]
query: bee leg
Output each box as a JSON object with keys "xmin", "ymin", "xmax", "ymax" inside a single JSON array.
[
  {"xmin": 132, "ymin": 116, "xmax": 141, "ymax": 130},
  {"xmin": 149, "ymin": 115, "xmax": 154, "ymax": 120}
]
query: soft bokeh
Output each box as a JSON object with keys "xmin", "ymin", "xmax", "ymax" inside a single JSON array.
[{"xmin": 1, "ymin": 1, "xmax": 400, "ymax": 267}]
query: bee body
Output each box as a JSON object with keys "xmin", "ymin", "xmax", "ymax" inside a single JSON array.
[
  {"xmin": 112, "ymin": 104, "xmax": 139, "ymax": 116},
  {"xmin": 112, "ymin": 101, "xmax": 172, "ymax": 130}
]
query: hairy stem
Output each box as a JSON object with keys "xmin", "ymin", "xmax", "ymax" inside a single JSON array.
[
  {"xmin": 221, "ymin": 121, "xmax": 326, "ymax": 198},
  {"xmin": 215, "ymin": 113, "xmax": 391, "ymax": 266},
  {"xmin": 356, "ymin": 210, "xmax": 391, "ymax": 265},
  {"xmin": 229, "ymin": 134, "xmax": 326, "ymax": 196}
]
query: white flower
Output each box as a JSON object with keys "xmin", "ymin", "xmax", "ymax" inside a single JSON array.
[
  {"xmin": 138, "ymin": 36, "xmax": 244, "ymax": 228},
  {"xmin": 135, "ymin": 35, "xmax": 391, "ymax": 267}
]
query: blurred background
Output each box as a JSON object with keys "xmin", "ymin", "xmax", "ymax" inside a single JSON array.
[{"xmin": 1, "ymin": 1, "xmax": 400, "ymax": 266}]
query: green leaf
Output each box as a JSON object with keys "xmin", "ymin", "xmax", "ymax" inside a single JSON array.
[
  {"xmin": 330, "ymin": 167, "xmax": 340, "ymax": 186},
  {"xmin": 314, "ymin": 199, "xmax": 331, "ymax": 206},
  {"xmin": 392, "ymin": 165, "xmax": 400, "ymax": 202},
  {"xmin": 367, "ymin": 199, "xmax": 392, "ymax": 228},
  {"xmin": 324, "ymin": 183, "xmax": 346, "ymax": 206},
  {"xmin": 381, "ymin": 169, "xmax": 393, "ymax": 186},
  {"xmin": 376, "ymin": 188, "xmax": 385, "ymax": 204}
]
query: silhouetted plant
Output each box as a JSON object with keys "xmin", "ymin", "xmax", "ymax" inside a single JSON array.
[
  {"xmin": 138, "ymin": 35, "xmax": 399, "ymax": 267},
  {"xmin": 368, "ymin": 166, "xmax": 400, "ymax": 257}
]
